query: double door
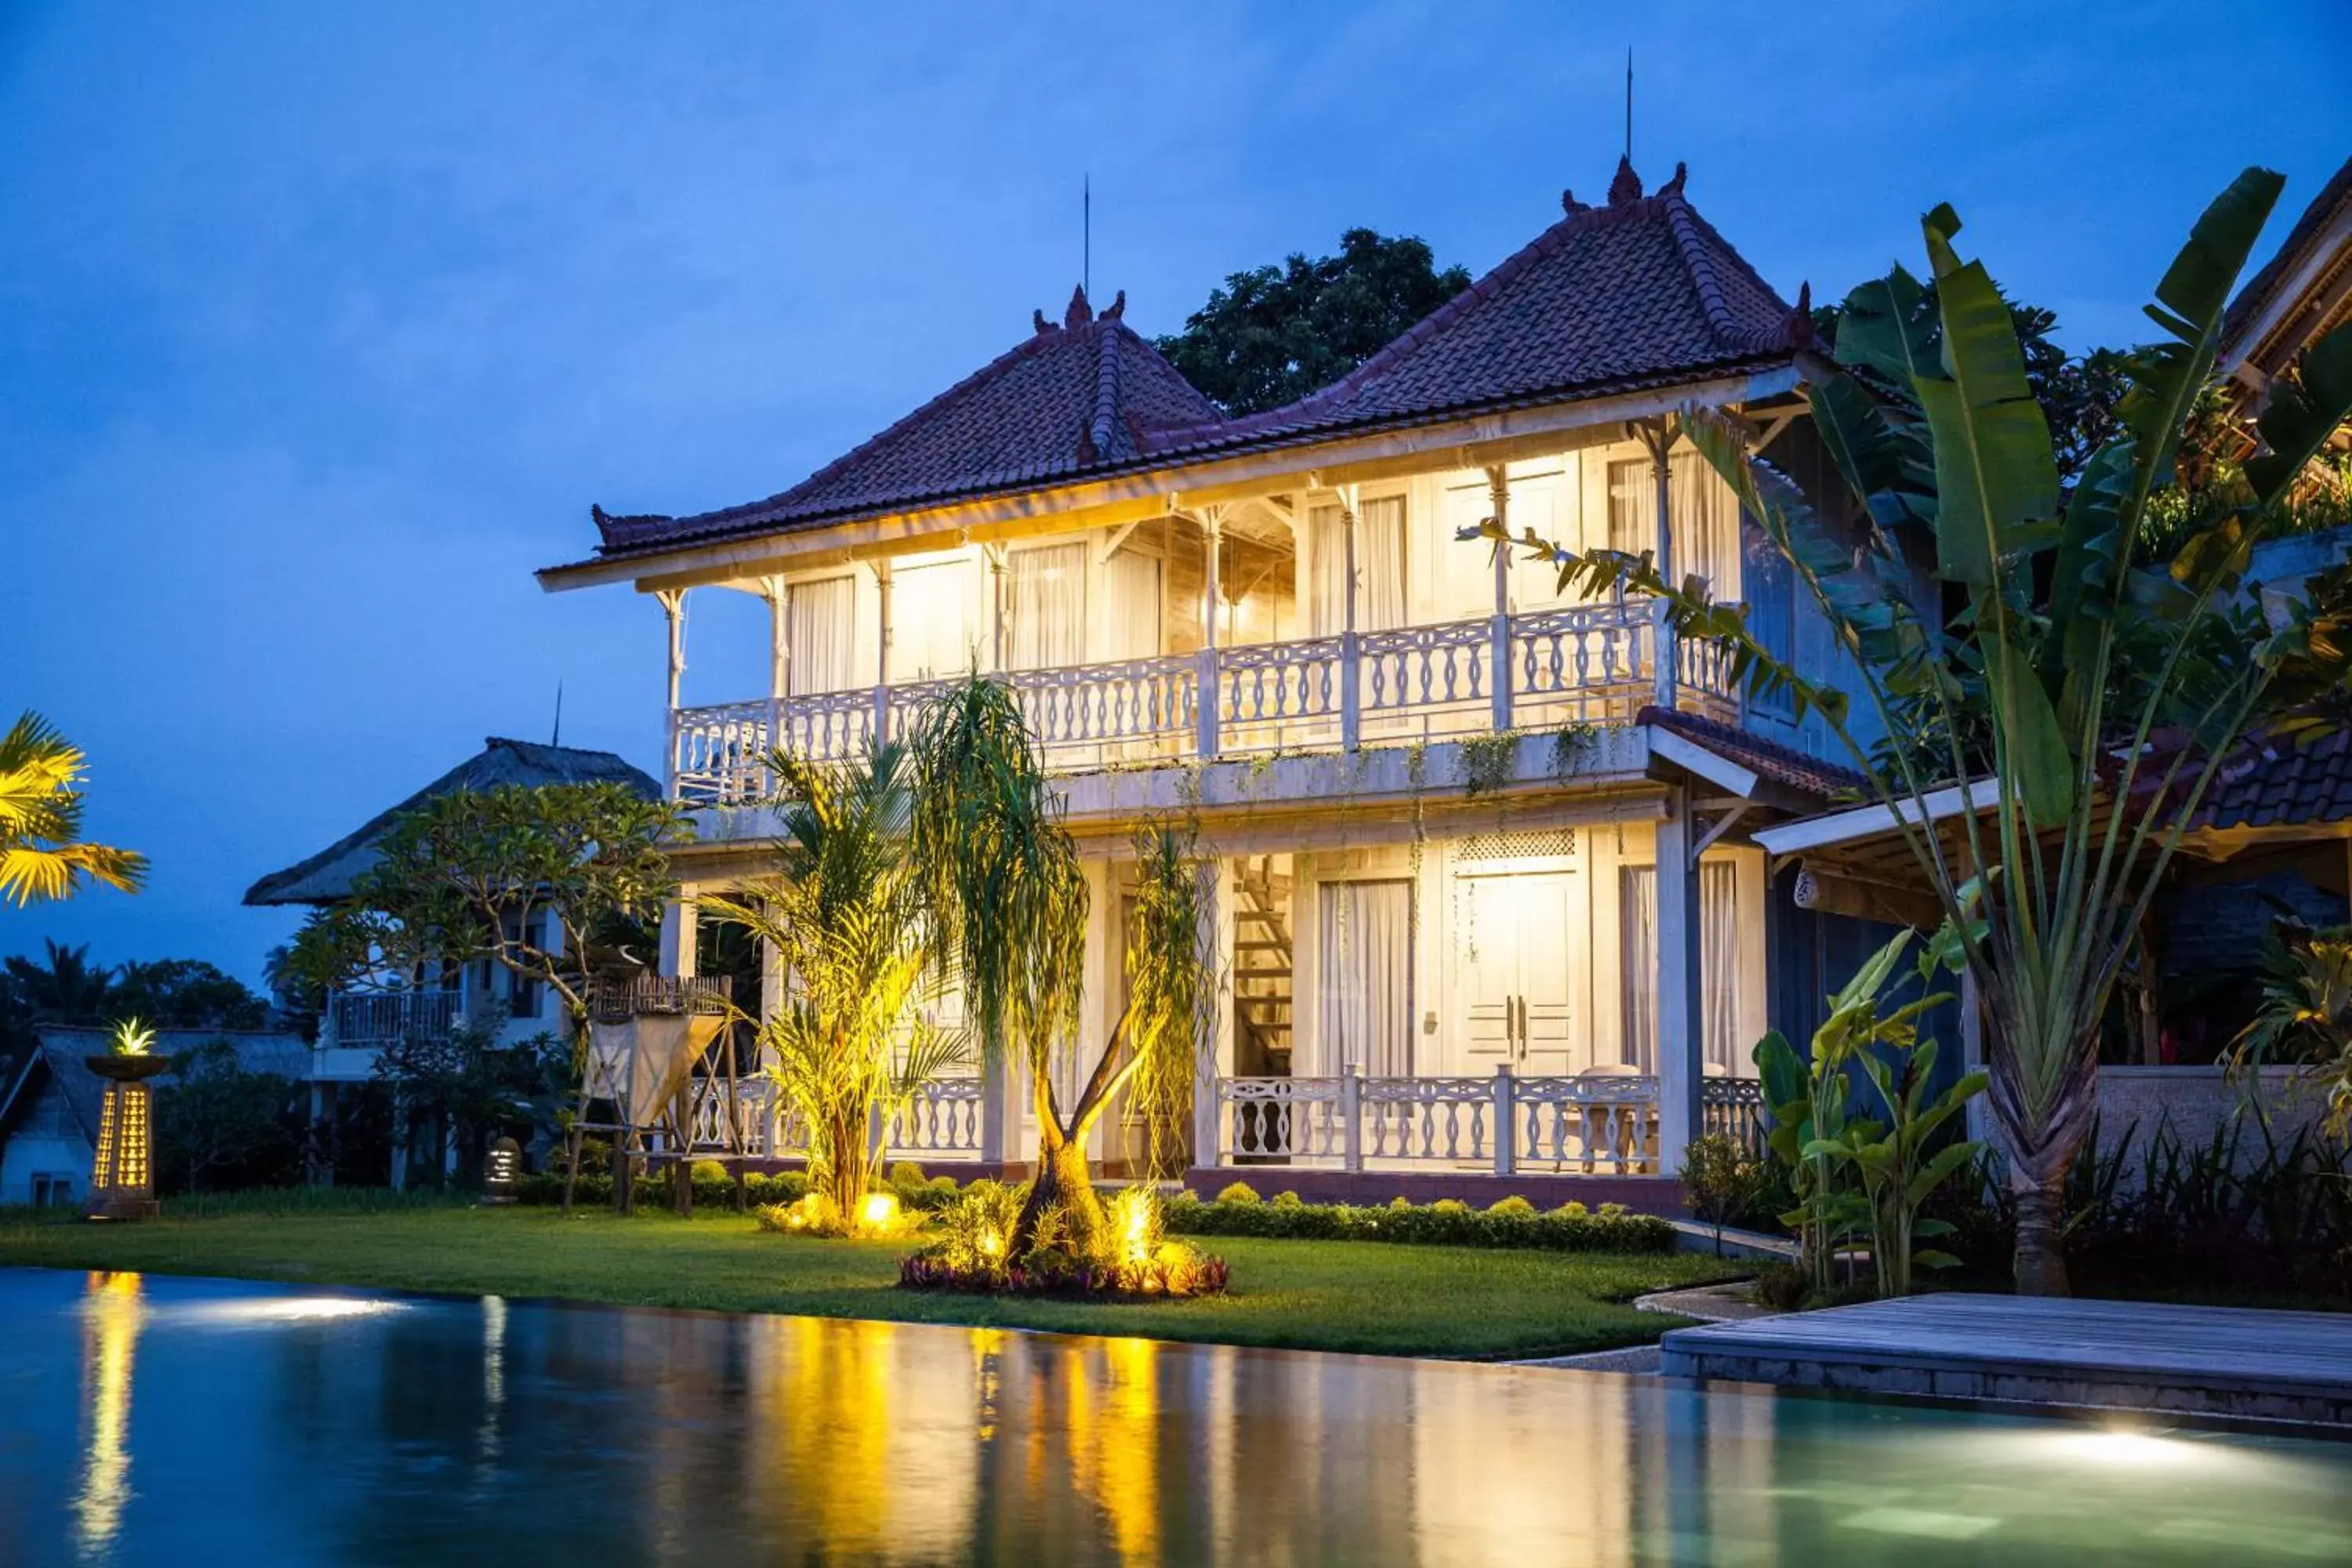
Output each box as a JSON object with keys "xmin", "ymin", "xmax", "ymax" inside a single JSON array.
[{"xmin": 1459, "ymin": 870, "xmax": 1580, "ymax": 1076}]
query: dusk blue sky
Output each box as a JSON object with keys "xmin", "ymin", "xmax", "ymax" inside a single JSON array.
[{"xmin": 5, "ymin": 2, "xmax": 2348, "ymax": 987}]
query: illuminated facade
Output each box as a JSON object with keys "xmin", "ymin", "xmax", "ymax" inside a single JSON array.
[{"xmin": 539, "ymin": 158, "xmax": 1883, "ymax": 1191}]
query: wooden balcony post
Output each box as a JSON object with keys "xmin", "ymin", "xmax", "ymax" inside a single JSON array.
[
  {"xmin": 873, "ymin": 560, "xmax": 894, "ymax": 746},
  {"xmin": 1340, "ymin": 1063, "xmax": 1363, "ymax": 1173},
  {"xmin": 656, "ymin": 587, "xmax": 687, "ymax": 800},
  {"xmin": 1195, "ymin": 507, "xmax": 1223, "ymax": 760},
  {"xmin": 1339, "ymin": 485, "xmax": 1362, "ymax": 751},
  {"xmin": 1486, "ymin": 466, "xmax": 1515, "ymax": 733},
  {"xmin": 1653, "ymin": 784, "xmax": 1704, "ymax": 1177},
  {"xmin": 1640, "ymin": 419, "xmax": 1679, "ymax": 711},
  {"xmin": 1493, "ymin": 1064, "xmax": 1517, "ymax": 1177},
  {"xmin": 760, "ymin": 575, "xmax": 789, "ymax": 773}
]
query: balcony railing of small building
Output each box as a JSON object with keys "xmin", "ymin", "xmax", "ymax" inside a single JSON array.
[
  {"xmin": 589, "ymin": 973, "xmax": 735, "ymax": 1022},
  {"xmin": 325, "ymin": 989, "xmax": 463, "ymax": 1049},
  {"xmin": 670, "ymin": 598, "xmax": 1740, "ymax": 804},
  {"xmin": 1215, "ymin": 1069, "xmax": 1766, "ymax": 1177}
]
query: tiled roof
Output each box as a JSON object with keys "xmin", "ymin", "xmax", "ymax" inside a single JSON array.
[
  {"xmin": 1139, "ymin": 159, "xmax": 1809, "ymax": 463},
  {"xmin": 1638, "ymin": 705, "xmax": 1867, "ymax": 800},
  {"xmin": 2198, "ymin": 727, "xmax": 2352, "ymax": 831},
  {"xmin": 575, "ymin": 159, "xmax": 1806, "ymax": 564},
  {"xmin": 592, "ymin": 287, "xmax": 1226, "ymax": 556},
  {"xmin": 2220, "ymin": 156, "xmax": 2352, "ymax": 375},
  {"xmin": 244, "ymin": 737, "xmax": 660, "ymax": 906}
]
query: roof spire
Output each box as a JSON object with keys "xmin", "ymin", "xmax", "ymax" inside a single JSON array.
[
  {"xmin": 1064, "ymin": 283, "xmax": 1093, "ymax": 330},
  {"xmin": 1608, "ymin": 155, "xmax": 1643, "ymax": 205}
]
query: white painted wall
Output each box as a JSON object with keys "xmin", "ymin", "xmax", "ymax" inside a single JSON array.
[{"xmin": 0, "ymin": 1080, "xmax": 89, "ymax": 1207}]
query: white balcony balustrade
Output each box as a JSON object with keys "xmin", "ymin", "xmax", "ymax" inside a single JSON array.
[
  {"xmin": 671, "ymin": 597, "xmax": 1733, "ymax": 801},
  {"xmin": 1216, "ymin": 1069, "xmax": 1763, "ymax": 1178}
]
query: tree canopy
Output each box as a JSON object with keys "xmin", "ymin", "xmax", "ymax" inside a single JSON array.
[
  {"xmin": 287, "ymin": 781, "xmax": 686, "ymax": 1038},
  {"xmin": 1154, "ymin": 229, "xmax": 1470, "ymax": 416}
]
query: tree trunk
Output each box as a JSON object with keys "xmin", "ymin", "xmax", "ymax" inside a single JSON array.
[
  {"xmin": 1016, "ymin": 1134, "xmax": 1105, "ymax": 1250},
  {"xmin": 2011, "ymin": 1165, "xmax": 2070, "ymax": 1297}
]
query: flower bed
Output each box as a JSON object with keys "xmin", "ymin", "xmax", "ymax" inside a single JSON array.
[
  {"xmin": 896, "ymin": 1181, "xmax": 1229, "ymax": 1299},
  {"xmin": 898, "ymin": 1247, "xmax": 1230, "ymax": 1298}
]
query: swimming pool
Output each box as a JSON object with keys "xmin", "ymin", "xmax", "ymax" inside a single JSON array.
[{"xmin": 2, "ymin": 1267, "xmax": 2346, "ymax": 1565}]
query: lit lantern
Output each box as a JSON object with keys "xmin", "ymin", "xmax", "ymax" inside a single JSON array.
[
  {"xmin": 85, "ymin": 1053, "xmax": 168, "ymax": 1222},
  {"xmin": 483, "ymin": 1137, "xmax": 522, "ymax": 1205},
  {"xmin": 858, "ymin": 1191, "xmax": 901, "ymax": 1235}
]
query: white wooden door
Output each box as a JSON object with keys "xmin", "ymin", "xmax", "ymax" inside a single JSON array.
[{"xmin": 1455, "ymin": 872, "xmax": 1578, "ymax": 1075}]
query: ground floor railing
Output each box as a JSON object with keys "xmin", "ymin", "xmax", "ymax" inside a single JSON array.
[
  {"xmin": 671, "ymin": 598, "xmax": 1740, "ymax": 800},
  {"xmin": 684, "ymin": 1076, "xmax": 987, "ymax": 1163},
  {"xmin": 1218, "ymin": 1069, "xmax": 1664, "ymax": 1176},
  {"xmin": 1218, "ymin": 1070, "xmax": 1766, "ymax": 1178}
]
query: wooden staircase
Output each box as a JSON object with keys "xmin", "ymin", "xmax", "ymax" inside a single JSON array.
[{"xmin": 1233, "ymin": 858, "xmax": 1294, "ymax": 1075}]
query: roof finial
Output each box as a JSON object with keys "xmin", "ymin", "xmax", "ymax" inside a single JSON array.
[
  {"xmin": 1660, "ymin": 162, "xmax": 1688, "ymax": 198},
  {"xmin": 1788, "ymin": 281, "xmax": 1816, "ymax": 348},
  {"xmin": 1609, "ymin": 155, "xmax": 1643, "ymax": 205},
  {"xmin": 1561, "ymin": 187, "xmax": 1590, "ymax": 216},
  {"xmin": 1102, "ymin": 289, "xmax": 1126, "ymax": 321},
  {"xmin": 1034, "ymin": 308, "xmax": 1055, "ymax": 336},
  {"xmin": 1064, "ymin": 283, "xmax": 1093, "ymax": 330}
]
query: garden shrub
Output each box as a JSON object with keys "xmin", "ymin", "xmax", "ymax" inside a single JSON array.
[
  {"xmin": 1216, "ymin": 1181, "xmax": 1261, "ymax": 1205},
  {"xmin": 690, "ymin": 1159, "xmax": 730, "ymax": 1185},
  {"xmin": 1486, "ymin": 1196, "xmax": 1536, "ymax": 1217},
  {"xmin": 887, "ymin": 1161, "xmax": 927, "ymax": 1191},
  {"xmin": 1388, "ymin": 1196, "xmax": 1412, "ymax": 1210},
  {"xmin": 1271, "ymin": 1190, "xmax": 1303, "ymax": 1209},
  {"xmin": 1169, "ymin": 1188, "xmax": 1675, "ymax": 1253}
]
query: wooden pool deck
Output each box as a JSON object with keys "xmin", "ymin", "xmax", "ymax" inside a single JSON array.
[{"xmin": 1658, "ymin": 1294, "xmax": 2352, "ymax": 1426}]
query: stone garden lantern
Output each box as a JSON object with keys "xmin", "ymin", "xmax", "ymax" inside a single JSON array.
[
  {"xmin": 86, "ymin": 1018, "xmax": 166, "ymax": 1221},
  {"xmin": 483, "ymin": 1136, "xmax": 522, "ymax": 1204}
]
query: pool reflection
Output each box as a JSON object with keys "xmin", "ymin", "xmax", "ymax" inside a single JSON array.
[{"xmin": 8, "ymin": 1267, "xmax": 2350, "ymax": 1566}]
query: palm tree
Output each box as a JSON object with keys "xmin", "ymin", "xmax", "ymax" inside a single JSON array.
[
  {"xmin": 0, "ymin": 711, "xmax": 145, "ymax": 906},
  {"xmin": 700, "ymin": 742, "xmax": 964, "ymax": 1225},
  {"xmin": 906, "ymin": 675, "xmax": 1212, "ymax": 1247},
  {"xmin": 3, "ymin": 938, "xmax": 118, "ymax": 1021},
  {"xmin": 2228, "ymin": 924, "xmax": 2352, "ymax": 1138},
  {"xmin": 1485, "ymin": 168, "xmax": 2352, "ymax": 1293}
]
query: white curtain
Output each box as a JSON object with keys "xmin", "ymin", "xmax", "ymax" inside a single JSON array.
[
  {"xmin": 786, "ymin": 575, "xmax": 855, "ymax": 695},
  {"xmin": 1606, "ymin": 457, "xmax": 1651, "ymax": 556},
  {"xmin": 1309, "ymin": 497, "xmax": 1406, "ymax": 633},
  {"xmin": 1007, "ymin": 543, "xmax": 1085, "ymax": 670},
  {"xmin": 1671, "ymin": 450, "xmax": 1740, "ymax": 597},
  {"xmin": 1319, "ymin": 880, "xmax": 1412, "ymax": 1076},
  {"xmin": 1701, "ymin": 859, "xmax": 1741, "ymax": 1075},
  {"xmin": 887, "ymin": 561, "xmax": 976, "ymax": 682},
  {"xmin": 1102, "ymin": 551, "xmax": 1163, "ymax": 660},
  {"xmin": 1618, "ymin": 865, "xmax": 1657, "ymax": 1072}
]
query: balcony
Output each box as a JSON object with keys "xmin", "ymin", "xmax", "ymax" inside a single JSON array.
[
  {"xmin": 670, "ymin": 598, "xmax": 1737, "ymax": 804},
  {"xmin": 325, "ymin": 989, "xmax": 463, "ymax": 1050}
]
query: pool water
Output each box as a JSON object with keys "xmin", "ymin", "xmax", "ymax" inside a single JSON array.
[{"xmin": 1, "ymin": 1269, "xmax": 2347, "ymax": 1566}]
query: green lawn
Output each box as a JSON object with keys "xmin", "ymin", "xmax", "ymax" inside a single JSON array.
[{"xmin": 0, "ymin": 1203, "xmax": 1747, "ymax": 1359}]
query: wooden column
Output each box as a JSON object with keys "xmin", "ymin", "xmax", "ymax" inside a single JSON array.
[
  {"xmin": 1338, "ymin": 484, "xmax": 1363, "ymax": 751},
  {"xmin": 1190, "ymin": 855, "xmax": 1228, "ymax": 1169},
  {"xmin": 1640, "ymin": 419, "xmax": 1679, "ymax": 711},
  {"xmin": 760, "ymin": 575, "xmax": 788, "ymax": 768},
  {"xmin": 985, "ymin": 543, "xmax": 1007, "ymax": 673},
  {"xmin": 1653, "ymin": 786, "xmax": 1704, "ymax": 1177},
  {"xmin": 1195, "ymin": 506, "xmax": 1224, "ymax": 759},
  {"xmin": 873, "ymin": 560, "xmax": 894, "ymax": 745},
  {"xmin": 1487, "ymin": 465, "xmax": 1515, "ymax": 733},
  {"xmin": 659, "ymin": 891, "xmax": 699, "ymax": 980},
  {"xmin": 655, "ymin": 588, "xmax": 687, "ymax": 800}
]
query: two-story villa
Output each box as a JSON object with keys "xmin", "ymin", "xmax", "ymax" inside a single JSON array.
[{"xmin": 538, "ymin": 158, "xmax": 1873, "ymax": 1196}]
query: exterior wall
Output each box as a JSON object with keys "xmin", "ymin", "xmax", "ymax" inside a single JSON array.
[
  {"xmin": 2091, "ymin": 1065, "xmax": 2331, "ymax": 1172},
  {"xmin": 0, "ymin": 1081, "xmax": 89, "ymax": 1206},
  {"xmin": 1289, "ymin": 824, "xmax": 1766, "ymax": 1083}
]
